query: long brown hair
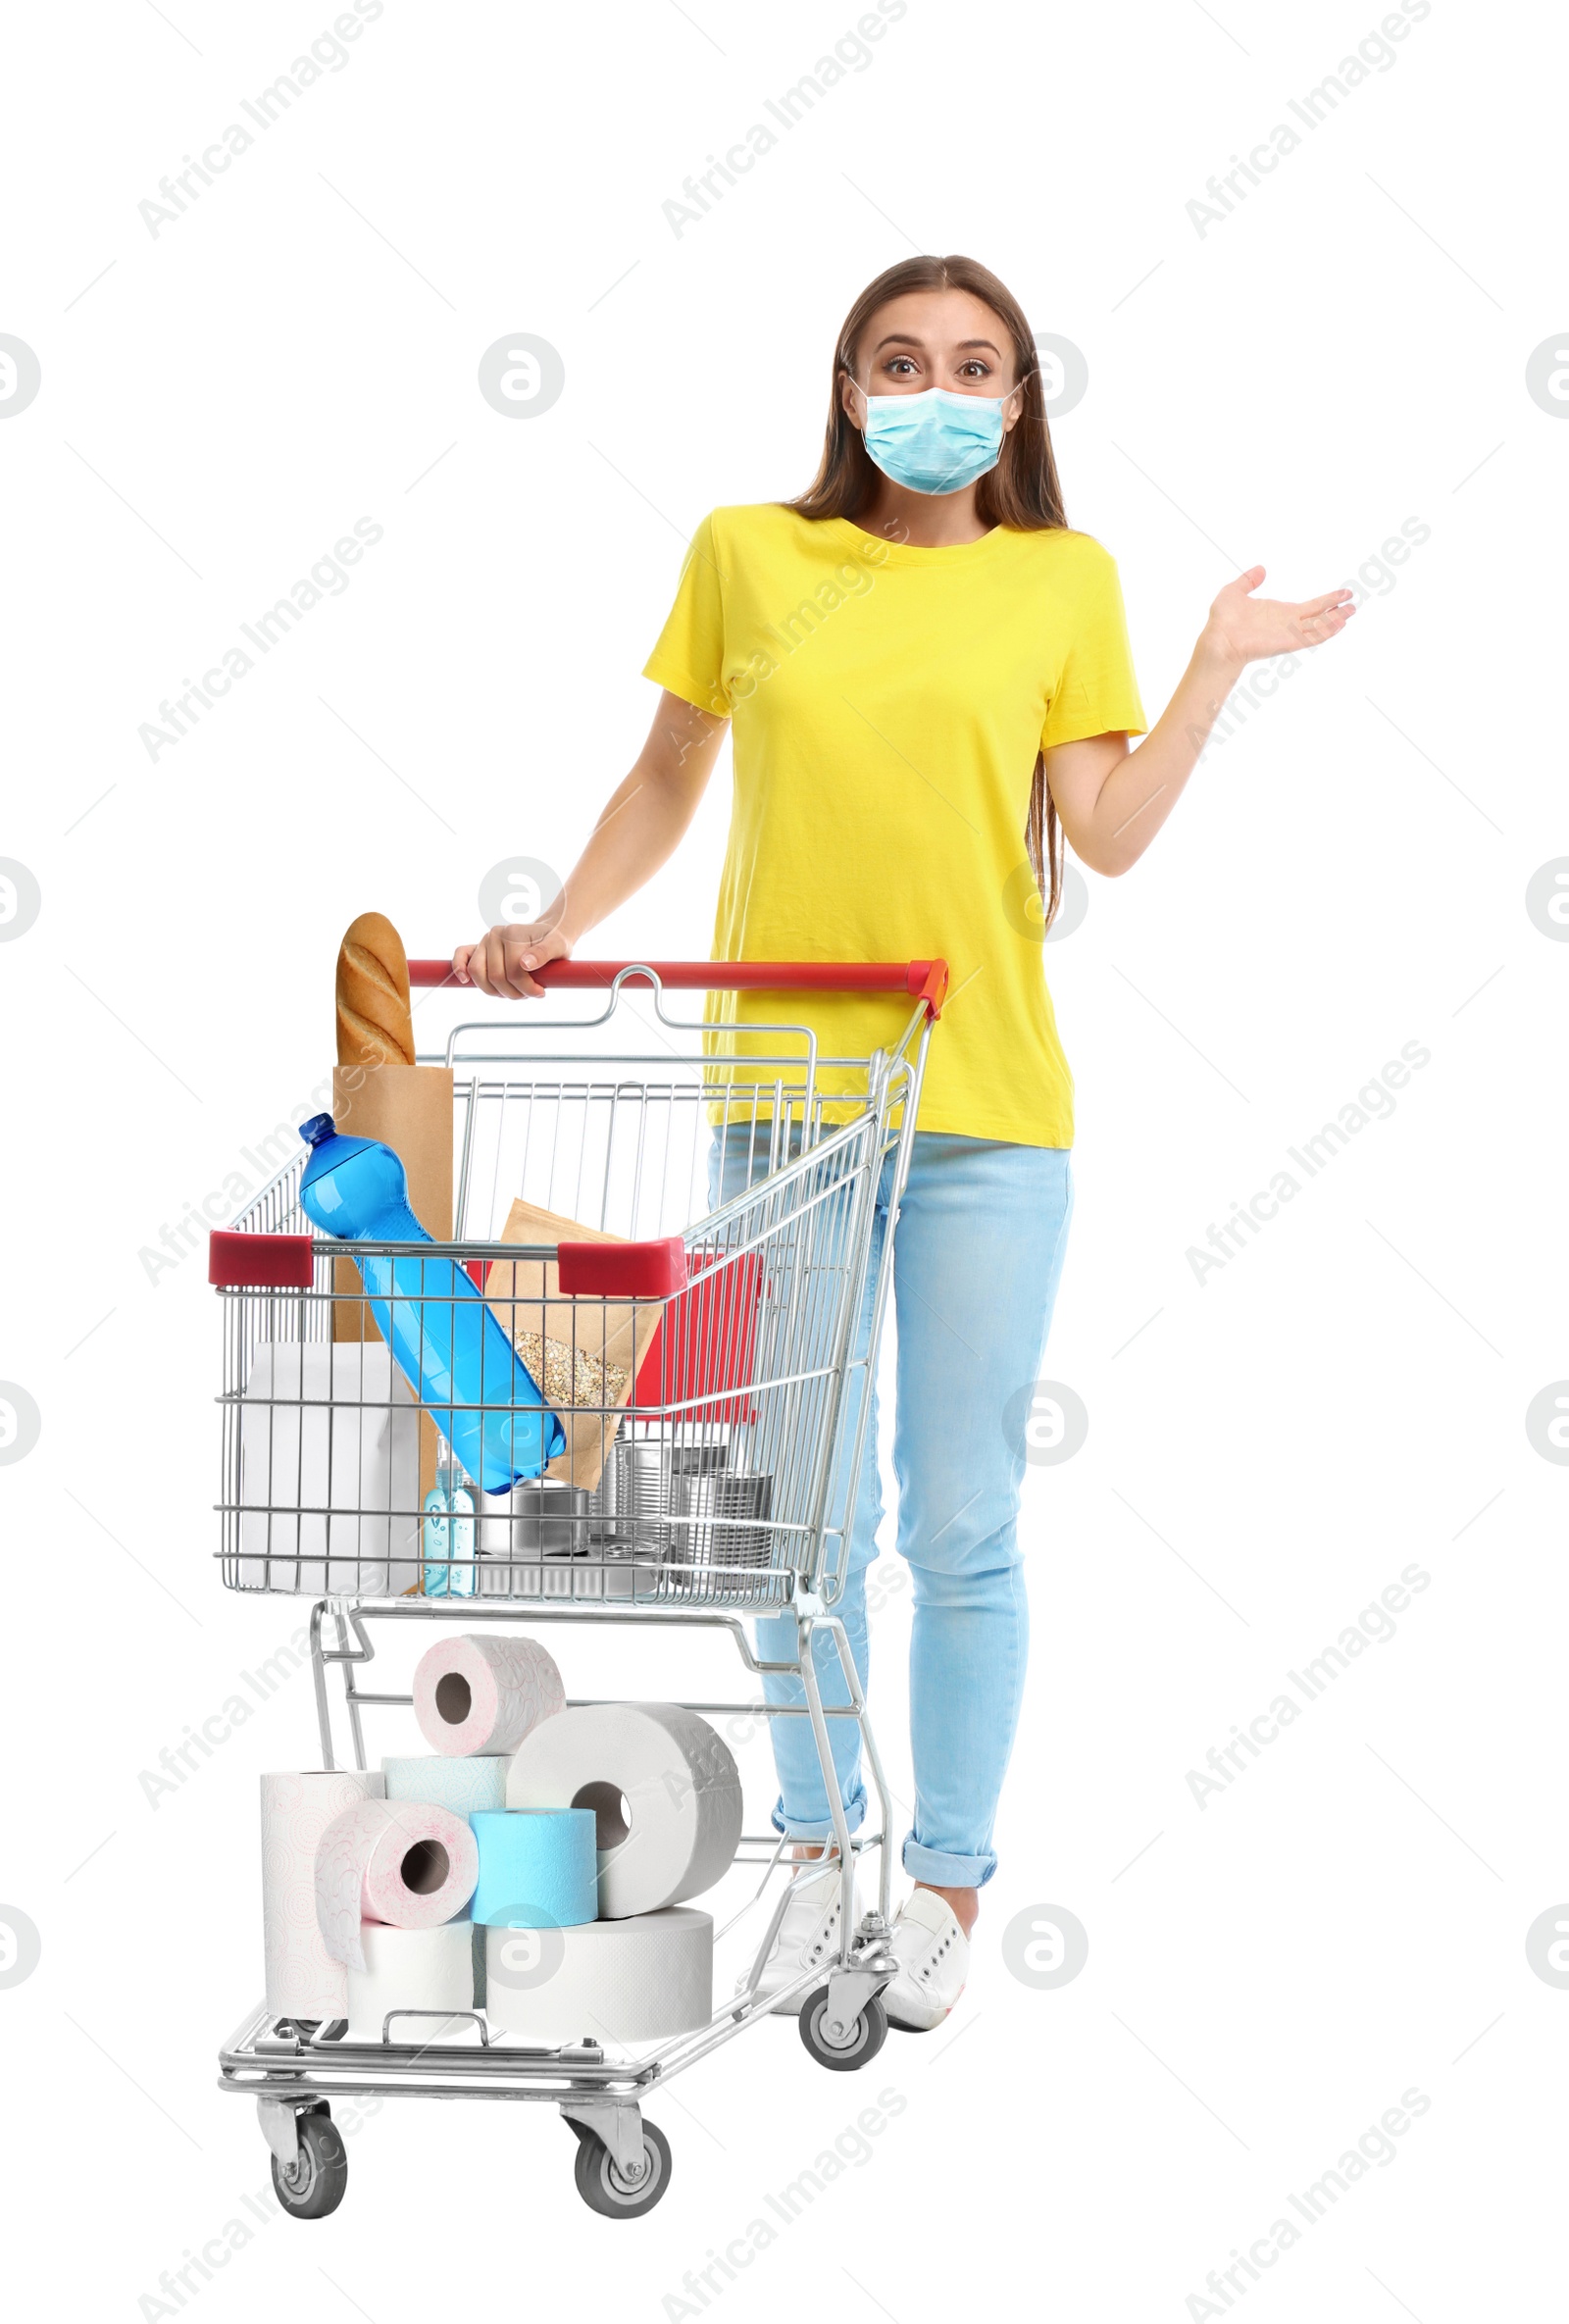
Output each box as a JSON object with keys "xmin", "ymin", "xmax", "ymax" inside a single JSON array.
[{"xmin": 789, "ymin": 254, "xmax": 1070, "ymax": 933}]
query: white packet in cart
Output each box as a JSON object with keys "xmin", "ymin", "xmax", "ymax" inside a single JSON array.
[{"xmin": 238, "ymin": 1342, "xmax": 421, "ymax": 1594}]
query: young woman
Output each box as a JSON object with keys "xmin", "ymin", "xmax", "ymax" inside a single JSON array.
[{"xmin": 454, "ymin": 254, "xmax": 1352, "ymax": 2031}]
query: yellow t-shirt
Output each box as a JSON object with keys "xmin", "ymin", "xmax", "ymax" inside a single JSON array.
[{"xmin": 642, "ymin": 502, "xmax": 1145, "ymax": 1147}]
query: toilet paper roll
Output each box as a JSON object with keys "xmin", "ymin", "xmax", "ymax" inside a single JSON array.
[
  {"xmin": 470, "ymin": 1808, "xmax": 598, "ymax": 1929},
  {"xmin": 506, "ymin": 1703, "xmax": 742, "ymax": 1918},
  {"xmin": 261, "ymin": 1769, "xmax": 385, "ymax": 2022},
  {"xmin": 315, "ymin": 1797, "xmax": 479, "ymax": 1973},
  {"xmin": 381, "ymin": 1755, "xmax": 510, "ymax": 1815},
  {"xmin": 412, "ymin": 1632, "xmax": 566, "ymax": 1757},
  {"xmin": 485, "ymin": 1908, "xmax": 713, "ymax": 2046},
  {"xmin": 345, "ymin": 1919, "xmax": 476, "ymax": 2044}
]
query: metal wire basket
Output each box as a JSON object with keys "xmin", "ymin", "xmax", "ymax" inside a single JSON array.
[{"xmin": 213, "ymin": 960, "xmax": 942, "ymax": 1613}]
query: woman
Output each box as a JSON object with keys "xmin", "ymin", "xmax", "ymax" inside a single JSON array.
[{"xmin": 455, "ymin": 254, "xmax": 1352, "ymax": 2031}]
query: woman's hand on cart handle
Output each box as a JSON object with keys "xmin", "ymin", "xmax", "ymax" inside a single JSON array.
[{"xmin": 452, "ymin": 916, "xmax": 578, "ymax": 1000}]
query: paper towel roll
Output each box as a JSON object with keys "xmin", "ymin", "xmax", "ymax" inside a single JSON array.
[
  {"xmin": 485, "ymin": 1908, "xmax": 713, "ymax": 2046},
  {"xmin": 261, "ymin": 1768, "xmax": 385, "ymax": 2021},
  {"xmin": 412, "ymin": 1632, "xmax": 565, "ymax": 1757},
  {"xmin": 345, "ymin": 1919, "xmax": 476, "ymax": 2044},
  {"xmin": 315, "ymin": 1797, "xmax": 479, "ymax": 1972},
  {"xmin": 470, "ymin": 1809, "xmax": 597, "ymax": 1929},
  {"xmin": 381, "ymin": 1755, "xmax": 509, "ymax": 1814},
  {"xmin": 506, "ymin": 1702, "xmax": 741, "ymax": 1918}
]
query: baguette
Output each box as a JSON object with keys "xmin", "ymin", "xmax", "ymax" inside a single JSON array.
[{"xmin": 335, "ymin": 911, "xmax": 416, "ymax": 1068}]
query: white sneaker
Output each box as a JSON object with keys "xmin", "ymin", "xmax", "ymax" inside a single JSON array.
[
  {"xmin": 883, "ymin": 1890, "xmax": 970, "ymax": 2031},
  {"xmin": 738, "ymin": 1858, "xmax": 855, "ymax": 2017}
]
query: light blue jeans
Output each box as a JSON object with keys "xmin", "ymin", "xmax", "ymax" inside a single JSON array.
[{"xmin": 710, "ymin": 1127, "xmax": 1074, "ymax": 1889}]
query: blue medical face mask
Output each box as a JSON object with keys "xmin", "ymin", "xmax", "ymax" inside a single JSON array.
[{"xmin": 860, "ymin": 385, "xmax": 1006, "ymax": 495}]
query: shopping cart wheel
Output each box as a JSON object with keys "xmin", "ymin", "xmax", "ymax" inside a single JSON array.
[
  {"xmin": 798, "ymin": 1985, "xmax": 888, "ymax": 2070},
  {"xmin": 572, "ymin": 2118, "xmax": 673, "ymax": 2218},
  {"xmin": 270, "ymin": 2110, "xmax": 347, "ymax": 2220}
]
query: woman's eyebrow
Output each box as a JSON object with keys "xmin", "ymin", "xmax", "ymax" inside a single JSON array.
[
  {"xmin": 870, "ymin": 332, "xmax": 928, "ymax": 354},
  {"xmin": 955, "ymin": 337, "xmax": 1002, "ymax": 356}
]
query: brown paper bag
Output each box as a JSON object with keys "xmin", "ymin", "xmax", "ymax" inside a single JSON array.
[
  {"xmin": 329, "ymin": 1062, "xmax": 455, "ymax": 1509},
  {"xmin": 483, "ymin": 1197, "xmax": 666, "ymax": 1491}
]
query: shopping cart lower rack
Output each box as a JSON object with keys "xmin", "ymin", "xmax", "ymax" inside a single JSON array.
[{"xmin": 211, "ymin": 956, "xmax": 944, "ymax": 2217}]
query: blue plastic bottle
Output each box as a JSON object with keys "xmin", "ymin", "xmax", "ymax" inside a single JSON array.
[{"xmin": 297, "ymin": 1114, "xmax": 564, "ymax": 1492}]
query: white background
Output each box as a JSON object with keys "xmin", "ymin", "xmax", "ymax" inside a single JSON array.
[{"xmin": 0, "ymin": 0, "xmax": 1563, "ymax": 2316}]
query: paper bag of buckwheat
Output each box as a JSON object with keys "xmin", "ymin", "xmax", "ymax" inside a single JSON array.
[{"xmin": 481, "ymin": 1197, "xmax": 665, "ymax": 1491}]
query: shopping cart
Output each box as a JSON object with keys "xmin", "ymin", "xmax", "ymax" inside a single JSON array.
[{"xmin": 213, "ymin": 957, "xmax": 945, "ymax": 2218}]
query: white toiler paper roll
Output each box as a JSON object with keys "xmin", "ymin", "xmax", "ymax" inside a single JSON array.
[
  {"xmin": 412, "ymin": 1632, "xmax": 565, "ymax": 1758},
  {"xmin": 346, "ymin": 1920, "xmax": 476, "ymax": 2045},
  {"xmin": 239, "ymin": 1343, "xmax": 421, "ymax": 1595},
  {"xmin": 506, "ymin": 1703, "xmax": 742, "ymax": 1918},
  {"xmin": 485, "ymin": 1908, "xmax": 713, "ymax": 2046},
  {"xmin": 261, "ymin": 1769, "xmax": 385, "ymax": 2021},
  {"xmin": 315, "ymin": 1797, "xmax": 479, "ymax": 1973},
  {"xmin": 381, "ymin": 1755, "xmax": 509, "ymax": 1814}
]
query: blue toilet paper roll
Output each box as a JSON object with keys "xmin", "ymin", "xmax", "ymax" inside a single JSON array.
[{"xmin": 471, "ymin": 1808, "xmax": 598, "ymax": 1929}]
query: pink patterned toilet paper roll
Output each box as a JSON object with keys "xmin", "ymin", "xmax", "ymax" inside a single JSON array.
[
  {"xmin": 411, "ymin": 1631, "xmax": 565, "ymax": 1757},
  {"xmin": 314, "ymin": 1796, "xmax": 479, "ymax": 1974}
]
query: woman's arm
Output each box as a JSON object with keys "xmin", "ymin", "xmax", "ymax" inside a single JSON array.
[
  {"xmin": 1045, "ymin": 565, "xmax": 1353, "ymax": 878},
  {"xmin": 453, "ymin": 689, "xmax": 730, "ymax": 997}
]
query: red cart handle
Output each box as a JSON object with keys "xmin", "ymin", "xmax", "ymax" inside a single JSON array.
[{"xmin": 409, "ymin": 957, "xmax": 948, "ymax": 1019}]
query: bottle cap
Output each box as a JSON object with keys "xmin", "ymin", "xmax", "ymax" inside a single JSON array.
[{"xmin": 299, "ymin": 1112, "xmax": 336, "ymax": 1147}]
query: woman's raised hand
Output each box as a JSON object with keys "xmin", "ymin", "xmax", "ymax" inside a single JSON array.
[
  {"xmin": 1202, "ymin": 566, "xmax": 1355, "ymax": 667},
  {"xmin": 451, "ymin": 916, "xmax": 576, "ymax": 1000}
]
